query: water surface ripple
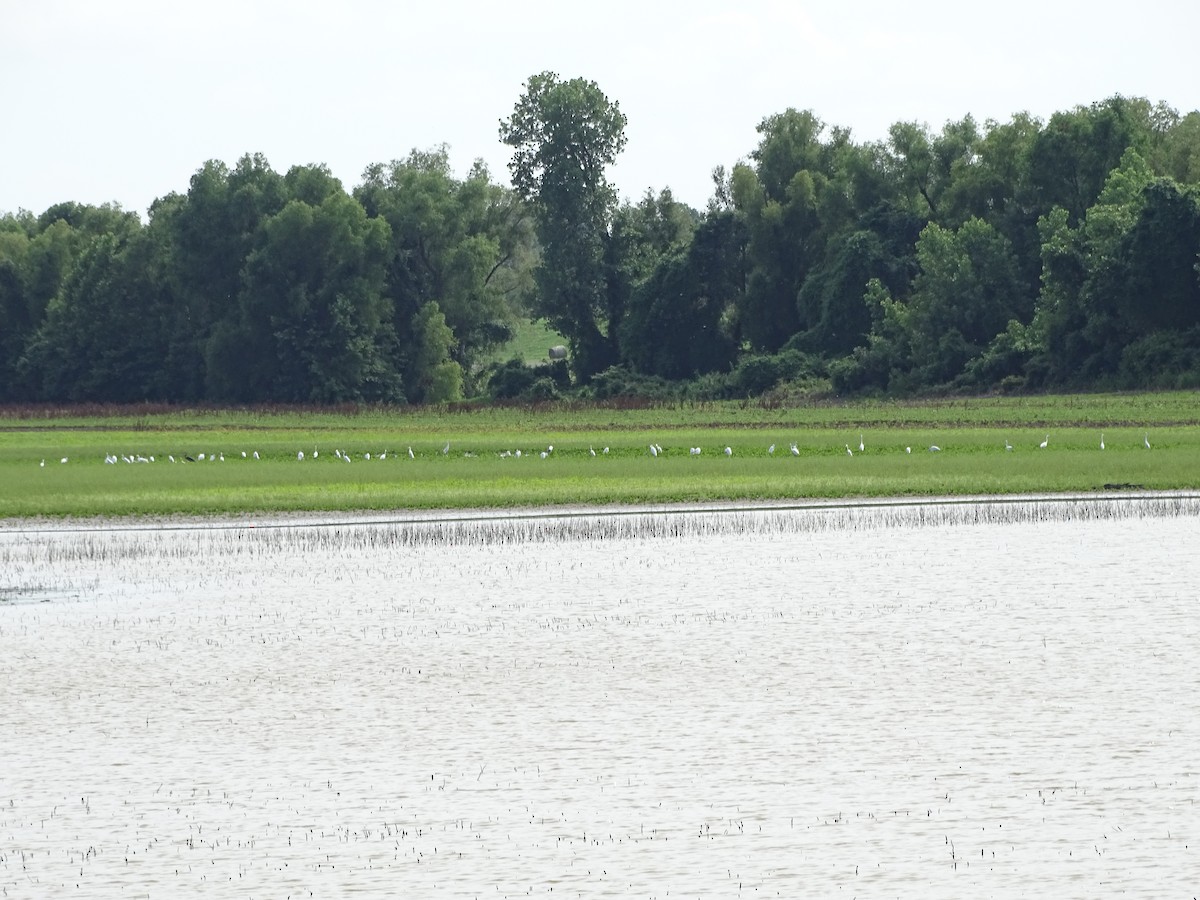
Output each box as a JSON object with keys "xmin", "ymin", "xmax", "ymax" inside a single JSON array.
[{"xmin": 1, "ymin": 498, "xmax": 1197, "ymax": 897}]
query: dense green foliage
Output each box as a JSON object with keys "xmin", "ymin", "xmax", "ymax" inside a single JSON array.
[{"xmin": 4, "ymin": 84, "xmax": 1200, "ymax": 404}]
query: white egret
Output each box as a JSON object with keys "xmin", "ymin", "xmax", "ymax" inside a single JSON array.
[
  {"xmin": 365, "ymin": 452, "xmax": 371, "ymax": 460},
  {"xmin": 649, "ymin": 444, "xmax": 658, "ymax": 457},
  {"xmin": 790, "ymin": 443, "xmax": 799, "ymax": 456},
  {"xmin": 845, "ymin": 445, "xmax": 853, "ymax": 456},
  {"xmin": 589, "ymin": 446, "xmax": 596, "ymax": 456},
  {"xmin": 603, "ymin": 447, "xmax": 609, "ymax": 454},
  {"xmin": 1039, "ymin": 435, "xmax": 1049, "ymax": 449},
  {"xmin": 929, "ymin": 445, "xmax": 941, "ymax": 452},
  {"xmin": 442, "ymin": 442, "xmax": 450, "ymax": 455},
  {"xmin": 252, "ymin": 451, "xmax": 259, "ymax": 460},
  {"xmin": 515, "ymin": 449, "xmax": 522, "ymax": 457},
  {"xmin": 906, "ymin": 446, "xmax": 912, "ymax": 454},
  {"xmin": 297, "ymin": 451, "xmax": 304, "ymax": 460},
  {"xmin": 408, "ymin": 446, "xmax": 414, "ymax": 459},
  {"xmin": 768, "ymin": 444, "xmax": 775, "ymax": 455},
  {"xmin": 1144, "ymin": 434, "xmax": 1151, "ymax": 449},
  {"xmin": 1005, "ymin": 439, "xmax": 1013, "ymax": 451},
  {"xmin": 39, "ymin": 459, "xmax": 45, "ymax": 467},
  {"xmin": 724, "ymin": 446, "xmax": 732, "ymax": 456},
  {"xmin": 241, "ymin": 451, "xmax": 247, "ymax": 458},
  {"xmin": 540, "ymin": 450, "xmax": 548, "ymax": 459},
  {"xmin": 859, "ymin": 433, "xmax": 865, "ymax": 453},
  {"xmin": 169, "ymin": 455, "xmax": 175, "ymax": 463},
  {"xmin": 198, "ymin": 453, "xmax": 206, "ymax": 461},
  {"xmin": 1100, "ymin": 434, "xmax": 1105, "ymax": 450}
]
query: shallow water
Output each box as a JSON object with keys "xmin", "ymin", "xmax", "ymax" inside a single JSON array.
[{"xmin": 1, "ymin": 499, "xmax": 1198, "ymax": 897}]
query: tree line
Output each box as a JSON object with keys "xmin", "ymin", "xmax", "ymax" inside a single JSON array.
[{"xmin": 3, "ymin": 76, "xmax": 1200, "ymax": 406}]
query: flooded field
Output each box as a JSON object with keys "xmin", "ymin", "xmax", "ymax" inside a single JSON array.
[{"xmin": 1, "ymin": 496, "xmax": 1198, "ymax": 897}]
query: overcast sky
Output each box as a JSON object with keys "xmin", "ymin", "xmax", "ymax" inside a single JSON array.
[{"xmin": 4, "ymin": 0, "xmax": 1199, "ymax": 218}]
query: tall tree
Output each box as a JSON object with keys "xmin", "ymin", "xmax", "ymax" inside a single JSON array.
[
  {"xmin": 500, "ymin": 71, "xmax": 627, "ymax": 379},
  {"xmin": 356, "ymin": 148, "xmax": 535, "ymax": 379}
]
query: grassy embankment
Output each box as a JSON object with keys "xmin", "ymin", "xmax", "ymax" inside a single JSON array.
[{"xmin": 1, "ymin": 391, "xmax": 1198, "ymax": 519}]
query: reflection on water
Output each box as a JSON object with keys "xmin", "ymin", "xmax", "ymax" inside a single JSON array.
[{"xmin": 1, "ymin": 498, "xmax": 1198, "ymax": 897}]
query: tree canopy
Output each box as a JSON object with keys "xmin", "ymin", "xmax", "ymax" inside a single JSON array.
[{"xmin": 3, "ymin": 86, "xmax": 1200, "ymax": 405}]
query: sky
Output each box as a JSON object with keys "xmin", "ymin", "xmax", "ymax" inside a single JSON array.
[{"xmin": 4, "ymin": 0, "xmax": 1200, "ymax": 218}]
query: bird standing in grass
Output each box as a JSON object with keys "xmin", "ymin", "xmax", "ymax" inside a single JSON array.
[
  {"xmin": 1039, "ymin": 435, "xmax": 1049, "ymax": 449},
  {"xmin": 1144, "ymin": 434, "xmax": 1151, "ymax": 449}
]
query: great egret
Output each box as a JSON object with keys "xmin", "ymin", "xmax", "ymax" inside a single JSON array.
[
  {"xmin": 1039, "ymin": 435, "xmax": 1049, "ymax": 449},
  {"xmin": 1004, "ymin": 440, "xmax": 1013, "ymax": 451},
  {"xmin": 365, "ymin": 452, "xmax": 371, "ymax": 461},
  {"xmin": 39, "ymin": 459, "xmax": 44, "ymax": 467},
  {"xmin": 790, "ymin": 443, "xmax": 799, "ymax": 456},
  {"xmin": 297, "ymin": 451, "xmax": 304, "ymax": 460},
  {"xmin": 252, "ymin": 451, "xmax": 259, "ymax": 460},
  {"xmin": 60, "ymin": 457, "xmax": 68, "ymax": 464},
  {"xmin": 724, "ymin": 446, "xmax": 732, "ymax": 456},
  {"xmin": 442, "ymin": 442, "xmax": 450, "ymax": 455},
  {"xmin": 589, "ymin": 446, "xmax": 596, "ymax": 456},
  {"xmin": 906, "ymin": 446, "xmax": 912, "ymax": 454},
  {"xmin": 1144, "ymin": 434, "xmax": 1151, "ymax": 449},
  {"xmin": 859, "ymin": 434, "xmax": 865, "ymax": 453},
  {"xmin": 845, "ymin": 444, "xmax": 853, "ymax": 456},
  {"xmin": 649, "ymin": 444, "xmax": 658, "ymax": 457},
  {"xmin": 768, "ymin": 444, "xmax": 775, "ymax": 455},
  {"xmin": 1100, "ymin": 434, "xmax": 1105, "ymax": 450},
  {"xmin": 929, "ymin": 445, "xmax": 941, "ymax": 452},
  {"xmin": 408, "ymin": 447, "xmax": 414, "ymax": 459}
]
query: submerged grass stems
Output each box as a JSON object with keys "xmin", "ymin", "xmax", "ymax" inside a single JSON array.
[{"xmin": 4, "ymin": 495, "xmax": 1198, "ymax": 569}]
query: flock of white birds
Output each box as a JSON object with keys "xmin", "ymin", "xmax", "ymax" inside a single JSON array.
[{"xmin": 38, "ymin": 432, "xmax": 1155, "ymax": 467}]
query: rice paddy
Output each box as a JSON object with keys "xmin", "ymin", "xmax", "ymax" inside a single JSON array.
[
  {"xmin": 1, "ymin": 391, "xmax": 1199, "ymax": 519},
  {"xmin": 2, "ymin": 499, "xmax": 1198, "ymax": 896}
]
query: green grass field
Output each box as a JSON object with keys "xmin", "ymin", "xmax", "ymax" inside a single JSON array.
[{"xmin": 2, "ymin": 391, "xmax": 1198, "ymax": 519}]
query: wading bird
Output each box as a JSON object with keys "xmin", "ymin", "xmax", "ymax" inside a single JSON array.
[
  {"xmin": 1144, "ymin": 434, "xmax": 1151, "ymax": 449},
  {"xmin": 790, "ymin": 444, "xmax": 799, "ymax": 456},
  {"xmin": 1100, "ymin": 434, "xmax": 1105, "ymax": 450},
  {"xmin": 768, "ymin": 444, "xmax": 775, "ymax": 455},
  {"xmin": 1005, "ymin": 440, "xmax": 1013, "ymax": 451},
  {"xmin": 859, "ymin": 434, "xmax": 865, "ymax": 453},
  {"xmin": 724, "ymin": 446, "xmax": 733, "ymax": 456},
  {"xmin": 1039, "ymin": 435, "xmax": 1049, "ymax": 449},
  {"xmin": 297, "ymin": 451, "xmax": 304, "ymax": 460},
  {"xmin": 929, "ymin": 445, "xmax": 941, "ymax": 452},
  {"xmin": 845, "ymin": 444, "xmax": 853, "ymax": 457},
  {"xmin": 649, "ymin": 444, "xmax": 658, "ymax": 457}
]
